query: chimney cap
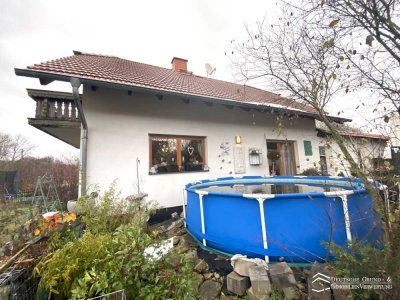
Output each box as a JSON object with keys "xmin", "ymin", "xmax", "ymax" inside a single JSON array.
[{"xmin": 171, "ymin": 57, "xmax": 188, "ymax": 63}]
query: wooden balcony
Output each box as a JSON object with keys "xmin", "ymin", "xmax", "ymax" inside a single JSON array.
[{"xmin": 27, "ymin": 89, "xmax": 81, "ymax": 148}]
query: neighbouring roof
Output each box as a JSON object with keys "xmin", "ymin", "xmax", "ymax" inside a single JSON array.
[
  {"xmin": 15, "ymin": 51, "xmax": 349, "ymax": 122},
  {"xmin": 317, "ymin": 128, "xmax": 389, "ymax": 141}
]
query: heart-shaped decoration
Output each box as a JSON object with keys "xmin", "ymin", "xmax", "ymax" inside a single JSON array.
[{"xmin": 188, "ymin": 146, "xmax": 194, "ymax": 156}]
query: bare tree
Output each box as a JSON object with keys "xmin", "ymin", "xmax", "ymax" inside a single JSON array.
[
  {"xmin": 229, "ymin": 2, "xmax": 390, "ymax": 233},
  {"xmin": 0, "ymin": 132, "xmax": 35, "ymax": 164},
  {"xmin": 230, "ymin": 5, "xmax": 366, "ymax": 178},
  {"xmin": 295, "ymin": 0, "xmax": 400, "ymax": 115}
]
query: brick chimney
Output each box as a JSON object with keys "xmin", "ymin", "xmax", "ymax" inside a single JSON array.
[{"xmin": 171, "ymin": 57, "xmax": 188, "ymax": 72}]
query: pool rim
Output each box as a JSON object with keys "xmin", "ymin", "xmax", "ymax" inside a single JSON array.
[{"xmin": 185, "ymin": 175, "xmax": 367, "ymax": 200}]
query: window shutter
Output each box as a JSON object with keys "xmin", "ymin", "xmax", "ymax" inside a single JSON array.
[{"xmin": 304, "ymin": 140, "xmax": 313, "ymax": 156}]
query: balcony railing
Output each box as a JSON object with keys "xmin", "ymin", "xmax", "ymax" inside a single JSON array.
[{"xmin": 35, "ymin": 98, "xmax": 79, "ymax": 121}]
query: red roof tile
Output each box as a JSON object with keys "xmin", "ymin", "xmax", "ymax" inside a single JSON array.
[
  {"xmin": 337, "ymin": 130, "xmax": 389, "ymax": 140},
  {"xmin": 22, "ymin": 51, "xmax": 326, "ymax": 115},
  {"xmin": 317, "ymin": 128, "xmax": 389, "ymax": 140}
]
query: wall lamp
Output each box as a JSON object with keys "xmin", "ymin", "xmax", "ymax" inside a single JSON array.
[{"xmin": 235, "ymin": 135, "xmax": 242, "ymax": 144}]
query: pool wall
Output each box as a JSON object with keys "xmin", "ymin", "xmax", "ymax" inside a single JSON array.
[{"xmin": 184, "ymin": 176, "xmax": 382, "ymax": 263}]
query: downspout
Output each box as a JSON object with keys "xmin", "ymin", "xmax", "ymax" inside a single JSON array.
[{"xmin": 70, "ymin": 78, "xmax": 88, "ymax": 196}]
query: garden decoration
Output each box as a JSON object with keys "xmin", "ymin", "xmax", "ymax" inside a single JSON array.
[{"xmin": 32, "ymin": 175, "xmax": 62, "ymax": 213}]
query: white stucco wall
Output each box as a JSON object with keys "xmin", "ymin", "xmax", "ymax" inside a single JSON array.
[
  {"xmin": 389, "ymin": 112, "xmax": 400, "ymax": 147},
  {"xmin": 321, "ymin": 136, "xmax": 387, "ymax": 176},
  {"xmin": 82, "ymin": 86, "xmax": 324, "ymax": 208}
]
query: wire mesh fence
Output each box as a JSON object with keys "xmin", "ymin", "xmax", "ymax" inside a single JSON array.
[{"xmin": 0, "ymin": 265, "xmax": 39, "ymax": 300}]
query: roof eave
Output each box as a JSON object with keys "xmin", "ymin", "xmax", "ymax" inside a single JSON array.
[
  {"xmin": 26, "ymin": 88, "xmax": 82, "ymax": 101},
  {"xmin": 15, "ymin": 68, "xmax": 350, "ymax": 123}
]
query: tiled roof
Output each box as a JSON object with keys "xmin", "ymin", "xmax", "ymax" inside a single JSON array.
[
  {"xmin": 317, "ymin": 128, "xmax": 389, "ymax": 140},
  {"xmin": 338, "ymin": 130, "xmax": 389, "ymax": 141},
  {"xmin": 24, "ymin": 51, "xmax": 317, "ymax": 114}
]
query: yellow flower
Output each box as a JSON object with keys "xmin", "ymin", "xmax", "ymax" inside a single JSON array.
[{"xmin": 34, "ymin": 228, "xmax": 41, "ymax": 236}]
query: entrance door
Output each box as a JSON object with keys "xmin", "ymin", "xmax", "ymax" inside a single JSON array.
[{"xmin": 267, "ymin": 141, "xmax": 296, "ymax": 176}]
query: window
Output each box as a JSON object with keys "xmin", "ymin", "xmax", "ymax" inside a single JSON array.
[
  {"xmin": 149, "ymin": 134, "xmax": 206, "ymax": 174},
  {"xmin": 319, "ymin": 146, "xmax": 328, "ymax": 175}
]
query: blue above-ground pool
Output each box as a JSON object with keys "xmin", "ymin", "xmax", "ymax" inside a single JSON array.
[{"xmin": 184, "ymin": 176, "xmax": 382, "ymax": 263}]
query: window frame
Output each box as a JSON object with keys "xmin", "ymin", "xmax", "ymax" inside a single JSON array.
[
  {"xmin": 148, "ymin": 134, "xmax": 207, "ymax": 174},
  {"xmin": 319, "ymin": 146, "xmax": 328, "ymax": 175}
]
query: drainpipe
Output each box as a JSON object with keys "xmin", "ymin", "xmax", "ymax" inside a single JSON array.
[{"xmin": 70, "ymin": 77, "xmax": 88, "ymax": 197}]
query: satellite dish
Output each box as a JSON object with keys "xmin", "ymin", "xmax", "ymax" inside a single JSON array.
[{"xmin": 205, "ymin": 63, "xmax": 216, "ymax": 77}]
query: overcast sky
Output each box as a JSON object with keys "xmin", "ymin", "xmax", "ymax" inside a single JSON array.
[{"xmin": 0, "ymin": 0, "xmax": 383, "ymax": 158}]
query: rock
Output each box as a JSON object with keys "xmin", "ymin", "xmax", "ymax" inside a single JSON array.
[
  {"xmin": 333, "ymin": 288, "xmax": 354, "ymax": 300},
  {"xmin": 175, "ymin": 243, "xmax": 189, "ymax": 254},
  {"xmin": 167, "ymin": 222, "xmax": 176, "ymax": 231},
  {"xmin": 219, "ymin": 292, "xmax": 236, "ymax": 300},
  {"xmin": 268, "ymin": 262, "xmax": 297, "ymax": 300},
  {"xmin": 180, "ymin": 211, "xmax": 185, "ymax": 218},
  {"xmin": 198, "ymin": 280, "xmax": 222, "ymax": 300},
  {"xmin": 247, "ymin": 287, "xmax": 266, "ymax": 300},
  {"xmin": 232, "ymin": 258, "xmax": 257, "ymax": 277},
  {"xmin": 248, "ymin": 265, "xmax": 271, "ymax": 295},
  {"xmin": 192, "ymin": 272, "xmax": 204, "ymax": 293},
  {"xmin": 184, "ymin": 249, "xmax": 198, "ymax": 265},
  {"xmin": 167, "ymin": 218, "xmax": 184, "ymax": 231},
  {"xmin": 214, "ymin": 272, "xmax": 221, "ymax": 279},
  {"xmin": 219, "ymin": 292, "xmax": 229, "ymax": 300},
  {"xmin": 282, "ymin": 287, "xmax": 297, "ymax": 300},
  {"xmin": 3, "ymin": 242, "xmax": 13, "ymax": 256},
  {"xmin": 166, "ymin": 219, "xmax": 186, "ymax": 238},
  {"xmin": 173, "ymin": 236, "xmax": 180, "ymax": 245},
  {"xmin": 171, "ymin": 212, "xmax": 179, "ymax": 220},
  {"xmin": 194, "ymin": 259, "xmax": 209, "ymax": 273},
  {"xmin": 180, "ymin": 234, "xmax": 198, "ymax": 248},
  {"xmin": 166, "ymin": 252, "xmax": 181, "ymax": 269},
  {"xmin": 308, "ymin": 262, "xmax": 353, "ymax": 300},
  {"xmin": 308, "ymin": 262, "xmax": 332, "ymax": 300},
  {"xmin": 227, "ymin": 271, "xmax": 250, "ymax": 296},
  {"xmin": 204, "ymin": 272, "xmax": 214, "ymax": 280},
  {"xmin": 176, "ymin": 228, "xmax": 187, "ymax": 236}
]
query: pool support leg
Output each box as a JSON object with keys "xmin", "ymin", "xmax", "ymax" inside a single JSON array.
[
  {"xmin": 256, "ymin": 197, "xmax": 269, "ymax": 263},
  {"xmin": 340, "ymin": 194, "xmax": 352, "ymax": 242},
  {"xmin": 196, "ymin": 190, "xmax": 209, "ymax": 246},
  {"xmin": 324, "ymin": 191, "xmax": 354, "ymax": 242},
  {"xmin": 182, "ymin": 189, "xmax": 187, "ymax": 228}
]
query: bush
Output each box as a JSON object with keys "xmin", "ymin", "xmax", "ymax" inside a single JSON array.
[
  {"xmin": 70, "ymin": 223, "xmax": 195, "ymax": 299},
  {"xmin": 35, "ymin": 232, "xmax": 111, "ymax": 298},
  {"xmin": 330, "ymin": 223, "xmax": 400, "ymax": 299},
  {"xmin": 299, "ymin": 167, "xmax": 321, "ymax": 176},
  {"xmin": 35, "ymin": 186, "xmax": 195, "ymax": 299}
]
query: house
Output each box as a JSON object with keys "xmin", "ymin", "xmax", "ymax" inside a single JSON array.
[
  {"xmin": 316, "ymin": 128, "xmax": 389, "ymax": 176},
  {"xmin": 15, "ymin": 51, "xmax": 349, "ymax": 209}
]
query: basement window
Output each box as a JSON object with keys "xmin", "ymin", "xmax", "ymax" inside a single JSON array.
[{"xmin": 149, "ymin": 134, "xmax": 207, "ymax": 174}]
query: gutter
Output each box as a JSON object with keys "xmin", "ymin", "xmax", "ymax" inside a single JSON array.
[
  {"xmin": 14, "ymin": 68, "xmax": 351, "ymax": 124},
  {"xmin": 70, "ymin": 77, "xmax": 88, "ymax": 197}
]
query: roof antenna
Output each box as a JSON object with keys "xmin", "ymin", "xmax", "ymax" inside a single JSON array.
[{"xmin": 205, "ymin": 63, "xmax": 216, "ymax": 77}]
